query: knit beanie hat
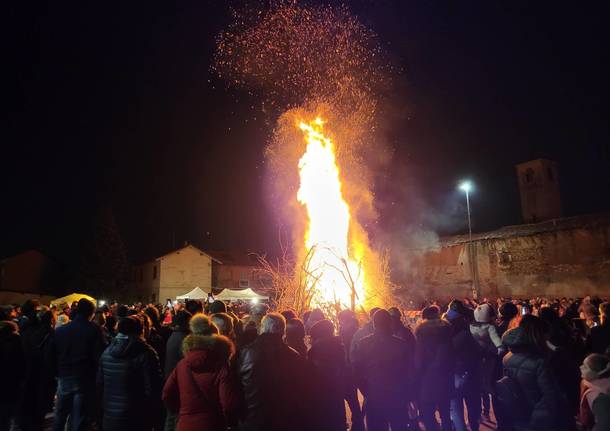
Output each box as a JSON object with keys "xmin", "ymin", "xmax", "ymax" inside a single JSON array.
[
  {"xmin": 474, "ymin": 303, "xmax": 495, "ymax": 323},
  {"xmin": 189, "ymin": 313, "xmax": 219, "ymax": 336}
]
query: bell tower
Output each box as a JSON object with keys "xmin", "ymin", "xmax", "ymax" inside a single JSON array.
[{"xmin": 516, "ymin": 159, "xmax": 562, "ymax": 223}]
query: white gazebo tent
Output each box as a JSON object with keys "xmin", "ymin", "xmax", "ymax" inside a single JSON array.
[
  {"xmin": 214, "ymin": 288, "xmax": 269, "ymax": 302},
  {"xmin": 176, "ymin": 287, "xmax": 208, "ymax": 300}
]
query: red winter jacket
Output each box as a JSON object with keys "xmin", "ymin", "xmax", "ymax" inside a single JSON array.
[{"xmin": 162, "ymin": 335, "xmax": 240, "ymax": 431}]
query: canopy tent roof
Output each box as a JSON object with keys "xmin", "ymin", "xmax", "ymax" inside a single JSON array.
[
  {"xmin": 176, "ymin": 287, "xmax": 208, "ymax": 300},
  {"xmin": 214, "ymin": 288, "xmax": 269, "ymax": 301},
  {"xmin": 50, "ymin": 293, "xmax": 97, "ymax": 307}
]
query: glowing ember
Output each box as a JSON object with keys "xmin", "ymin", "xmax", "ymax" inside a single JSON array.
[{"xmin": 297, "ymin": 118, "xmax": 365, "ymax": 309}]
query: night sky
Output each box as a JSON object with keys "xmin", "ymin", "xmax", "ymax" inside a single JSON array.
[{"xmin": 3, "ymin": 1, "xmax": 609, "ymax": 265}]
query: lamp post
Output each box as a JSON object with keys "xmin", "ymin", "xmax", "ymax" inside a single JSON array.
[{"xmin": 459, "ymin": 181, "xmax": 478, "ymax": 299}]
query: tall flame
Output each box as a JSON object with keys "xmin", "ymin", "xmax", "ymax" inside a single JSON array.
[{"xmin": 297, "ymin": 117, "xmax": 366, "ymax": 309}]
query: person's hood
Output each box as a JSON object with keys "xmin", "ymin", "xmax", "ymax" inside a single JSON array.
[
  {"xmin": 415, "ymin": 318, "xmax": 451, "ymax": 337},
  {"xmin": 182, "ymin": 334, "xmax": 233, "ymax": 364},
  {"xmin": 583, "ymin": 377, "xmax": 610, "ymax": 395},
  {"xmin": 474, "ymin": 303, "xmax": 495, "ymax": 323},
  {"xmin": 107, "ymin": 333, "xmax": 148, "ymax": 359}
]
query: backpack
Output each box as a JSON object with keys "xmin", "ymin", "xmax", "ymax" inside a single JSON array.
[{"xmin": 496, "ymin": 375, "xmax": 532, "ymax": 422}]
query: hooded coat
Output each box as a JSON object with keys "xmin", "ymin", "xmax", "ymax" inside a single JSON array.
[
  {"xmin": 501, "ymin": 327, "xmax": 571, "ymax": 431},
  {"xmin": 580, "ymin": 377, "xmax": 610, "ymax": 431},
  {"xmin": 97, "ymin": 334, "xmax": 163, "ymax": 431},
  {"xmin": 414, "ymin": 318, "xmax": 455, "ymax": 402},
  {"xmin": 162, "ymin": 335, "xmax": 239, "ymax": 431}
]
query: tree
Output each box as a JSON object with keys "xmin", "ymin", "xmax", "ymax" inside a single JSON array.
[{"xmin": 76, "ymin": 206, "xmax": 129, "ymax": 301}]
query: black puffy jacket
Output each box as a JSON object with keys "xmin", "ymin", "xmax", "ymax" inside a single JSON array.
[
  {"xmin": 97, "ymin": 334, "xmax": 162, "ymax": 431},
  {"xmin": 237, "ymin": 333, "xmax": 312, "ymax": 431},
  {"xmin": 501, "ymin": 327, "xmax": 572, "ymax": 431},
  {"xmin": 414, "ymin": 318, "xmax": 455, "ymax": 402}
]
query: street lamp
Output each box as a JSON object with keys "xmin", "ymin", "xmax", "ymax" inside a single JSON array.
[{"xmin": 459, "ymin": 181, "xmax": 478, "ymax": 299}]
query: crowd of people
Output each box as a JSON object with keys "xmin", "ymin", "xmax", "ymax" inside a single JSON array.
[{"xmin": 1, "ymin": 294, "xmax": 609, "ymax": 431}]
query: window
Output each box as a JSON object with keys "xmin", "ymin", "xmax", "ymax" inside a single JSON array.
[
  {"xmin": 239, "ymin": 272, "xmax": 249, "ymax": 288},
  {"xmin": 499, "ymin": 251, "xmax": 511, "ymax": 265},
  {"xmin": 153, "ymin": 265, "xmax": 157, "ymax": 280}
]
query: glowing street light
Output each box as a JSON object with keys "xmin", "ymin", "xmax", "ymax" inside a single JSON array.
[
  {"xmin": 459, "ymin": 181, "xmax": 478, "ymax": 299},
  {"xmin": 459, "ymin": 181, "xmax": 472, "ymax": 193}
]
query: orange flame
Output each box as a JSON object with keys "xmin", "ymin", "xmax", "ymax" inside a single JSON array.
[{"xmin": 297, "ymin": 117, "xmax": 366, "ymax": 309}]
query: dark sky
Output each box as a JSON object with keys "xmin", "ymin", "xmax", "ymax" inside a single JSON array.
[{"xmin": 3, "ymin": 1, "xmax": 609, "ymax": 264}]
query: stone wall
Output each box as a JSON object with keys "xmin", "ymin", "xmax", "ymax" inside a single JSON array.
[{"xmin": 404, "ymin": 213, "xmax": 610, "ymax": 300}]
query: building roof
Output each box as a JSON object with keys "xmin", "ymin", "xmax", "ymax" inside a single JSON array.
[
  {"xmin": 205, "ymin": 250, "xmax": 260, "ymax": 266},
  {"xmin": 134, "ymin": 243, "xmax": 222, "ymax": 266},
  {"xmin": 441, "ymin": 212, "xmax": 610, "ymax": 247}
]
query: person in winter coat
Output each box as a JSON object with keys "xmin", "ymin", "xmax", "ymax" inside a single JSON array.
[
  {"xmin": 349, "ymin": 308, "xmax": 380, "ymax": 360},
  {"xmin": 539, "ymin": 307, "xmax": 582, "ymax": 417},
  {"xmin": 388, "ymin": 307, "xmax": 416, "ymax": 352},
  {"xmin": 470, "ymin": 302, "xmax": 503, "ymax": 419},
  {"xmin": 165, "ymin": 310, "xmax": 192, "ymax": 377},
  {"xmin": 286, "ymin": 318, "xmax": 307, "ymax": 357},
  {"xmin": 338, "ymin": 309, "xmax": 359, "ymax": 362},
  {"xmin": 352, "ymin": 309, "xmax": 412, "ymax": 431},
  {"xmin": 97, "ymin": 316, "xmax": 163, "ymax": 431},
  {"xmin": 0, "ymin": 319, "xmax": 25, "ymax": 431},
  {"xmin": 163, "ymin": 309, "xmax": 193, "ymax": 431},
  {"xmin": 499, "ymin": 315, "xmax": 573, "ymax": 431},
  {"xmin": 162, "ymin": 333, "xmax": 239, "ymax": 431},
  {"xmin": 237, "ymin": 313, "xmax": 312, "ymax": 431},
  {"xmin": 308, "ymin": 319, "xmax": 349, "ymax": 431},
  {"xmin": 445, "ymin": 301, "xmax": 482, "ymax": 431},
  {"xmin": 16, "ymin": 308, "xmax": 56, "ymax": 431},
  {"xmin": 53, "ymin": 298, "xmax": 106, "ymax": 431},
  {"xmin": 337, "ymin": 309, "xmax": 364, "ymax": 431},
  {"xmin": 414, "ymin": 305, "xmax": 454, "ymax": 431},
  {"xmin": 586, "ymin": 302, "xmax": 610, "ymax": 355},
  {"xmin": 579, "ymin": 353, "xmax": 610, "ymax": 431},
  {"xmin": 145, "ymin": 305, "xmax": 171, "ymax": 368},
  {"xmin": 498, "ymin": 302, "xmax": 519, "ymax": 337},
  {"xmin": 305, "ymin": 308, "xmax": 325, "ymax": 334}
]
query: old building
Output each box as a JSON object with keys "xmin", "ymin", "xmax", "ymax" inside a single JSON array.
[
  {"xmin": 0, "ymin": 250, "xmax": 62, "ymax": 304},
  {"xmin": 405, "ymin": 213, "xmax": 610, "ymax": 300},
  {"xmin": 516, "ymin": 159, "xmax": 562, "ymax": 223},
  {"xmin": 130, "ymin": 244, "xmax": 219, "ymax": 303},
  {"xmin": 129, "ymin": 245, "xmax": 269, "ymax": 303},
  {"xmin": 207, "ymin": 251, "xmax": 266, "ymax": 292},
  {"xmin": 400, "ymin": 159, "xmax": 610, "ymax": 300}
]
